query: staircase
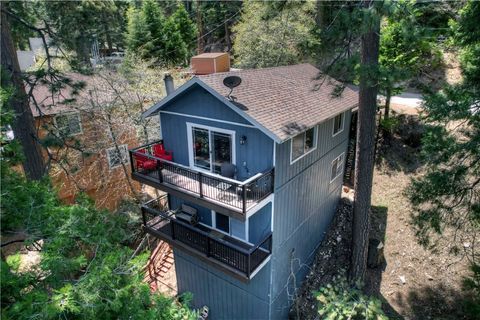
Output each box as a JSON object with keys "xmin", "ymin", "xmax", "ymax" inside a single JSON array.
[{"xmin": 144, "ymin": 240, "xmax": 176, "ymax": 294}]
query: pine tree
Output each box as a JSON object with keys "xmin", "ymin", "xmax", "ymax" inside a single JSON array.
[
  {"xmin": 125, "ymin": 6, "xmax": 151, "ymax": 59},
  {"xmin": 350, "ymin": 0, "xmax": 381, "ymax": 283},
  {"xmin": 124, "ymin": 0, "xmax": 190, "ymax": 66},
  {"xmin": 170, "ymin": 4, "xmax": 197, "ymax": 58},
  {"xmin": 232, "ymin": 0, "xmax": 319, "ymax": 68}
]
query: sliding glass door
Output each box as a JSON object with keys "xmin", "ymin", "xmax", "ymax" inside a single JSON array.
[
  {"xmin": 193, "ymin": 127, "xmax": 211, "ymax": 170},
  {"xmin": 189, "ymin": 124, "xmax": 234, "ymax": 174}
]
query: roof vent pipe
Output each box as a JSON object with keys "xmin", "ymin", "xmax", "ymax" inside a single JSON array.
[{"xmin": 164, "ymin": 73, "xmax": 174, "ymax": 95}]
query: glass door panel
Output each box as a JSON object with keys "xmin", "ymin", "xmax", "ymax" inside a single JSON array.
[
  {"xmin": 193, "ymin": 127, "xmax": 210, "ymax": 170},
  {"xmin": 212, "ymin": 132, "xmax": 232, "ymax": 174}
]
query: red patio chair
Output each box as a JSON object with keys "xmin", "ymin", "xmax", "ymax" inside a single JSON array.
[
  {"xmin": 134, "ymin": 149, "xmax": 157, "ymax": 170},
  {"xmin": 152, "ymin": 143, "xmax": 173, "ymax": 161}
]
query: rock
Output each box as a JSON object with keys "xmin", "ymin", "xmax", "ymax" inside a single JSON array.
[
  {"xmin": 367, "ymin": 239, "xmax": 385, "ymax": 268},
  {"xmin": 399, "ymin": 275, "xmax": 406, "ymax": 284},
  {"xmin": 425, "ymin": 273, "xmax": 434, "ymax": 280},
  {"xmin": 463, "ymin": 242, "xmax": 471, "ymax": 248}
]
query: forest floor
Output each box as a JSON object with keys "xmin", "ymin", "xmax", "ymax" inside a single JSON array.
[{"xmin": 295, "ymin": 115, "xmax": 472, "ymax": 320}]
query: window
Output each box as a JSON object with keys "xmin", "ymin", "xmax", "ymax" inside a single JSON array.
[
  {"xmin": 215, "ymin": 212, "xmax": 230, "ymax": 233},
  {"xmin": 331, "ymin": 153, "xmax": 345, "ymax": 182},
  {"xmin": 290, "ymin": 127, "xmax": 317, "ymax": 163},
  {"xmin": 211, "ymin": 211, "xmax": 247, "ymax": 242},
  {"xmin": 332, "ymin": 112, "xmax": 344, "ymax": 136},
  {"xmin": 55, "ymin": 113, "xmax": 82, "ymax": 136},
  {"xmin": 106, "ymin": 144, "xmax": 129, "ymax": 169}
]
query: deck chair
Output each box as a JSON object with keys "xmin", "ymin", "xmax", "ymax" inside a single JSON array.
[
  {"xmin": 135, "ymin": 149, "xmax": 157, "ymax": 171},
  {"xmin": 174, "ymin": 204, "xmax": 199, "ymax": 225},
  {"xmin": 152, "ymin": 143, "xmax": 173, "ymax": 161},
  {"xmin": 217, "ymin": 163, "xmax": 237, "ymax": 201}
]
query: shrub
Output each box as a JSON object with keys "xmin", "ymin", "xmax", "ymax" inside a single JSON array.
[{"xmin": 314, "ymin": 276, "xmax": 388, "ymax": 320}]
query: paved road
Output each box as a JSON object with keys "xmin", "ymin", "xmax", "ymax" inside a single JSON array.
[{"xmin": 390, "ymin": 92, "xmax": 423, "ymax": 108}]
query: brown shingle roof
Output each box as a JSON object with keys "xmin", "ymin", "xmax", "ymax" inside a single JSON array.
[{"xmin": 198, "ymin": 63, "xmax": 358, "ymax": 141}]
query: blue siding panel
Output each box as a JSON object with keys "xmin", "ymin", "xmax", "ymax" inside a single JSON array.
[
  {"xmin": 248, "ymin": 202, "xmax": 272, "ymax": 244},
  {"xmin": 174, "ymin": 249, "xmax": 271, "ymax": 320},
  {"xmin": 162, "ymin": 85, "xmax": 252, "ymax": 125},
  {"xmin": 274, "ymin": 110, "xmax": 352, "ymax": 188}
]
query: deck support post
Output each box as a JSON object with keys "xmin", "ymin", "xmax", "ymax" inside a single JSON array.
[
  {"xmin": 206, "ymin": 237, "xmax": 211, "ymax": 257},
  {"xmin": 158, "ymin": 160, "xmax": 163, "ymax": 183},
  {"xmin": 247, "ymin": 254, "xmax": 251, "ymax": 278},
  {"xmin": 242, "ymin": 185, "xmax": 247, "ymax": 214},
  {"xmin": 198, "ymin": 172, "xmax": 203, "ymax": 197}
]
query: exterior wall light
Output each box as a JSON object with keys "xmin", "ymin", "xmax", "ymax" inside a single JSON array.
[{"xmin": 240, "ymin": 135, "xmax": 247, "ymax": 145}]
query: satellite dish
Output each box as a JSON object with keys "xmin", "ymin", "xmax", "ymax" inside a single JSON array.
[
  {"xmin": 223, "ymin": 76, "xmax": 242, "ymax": 101},
  {"xmin": 223, "ymin": 76, "xmax": 242, "ymax": 89}
]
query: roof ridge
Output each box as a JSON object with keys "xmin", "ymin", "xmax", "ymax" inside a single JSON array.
[{"xmin": 197, "ymin": 63, "xmax": 318, "ymax": 78}]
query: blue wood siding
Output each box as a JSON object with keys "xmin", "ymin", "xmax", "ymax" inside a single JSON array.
[
  {"xmin": 266, "ymin": 110, "xmax": 353, "ymax": 318},
  {"xmin": 161, "ymin": 112, "xmax": 273, "ymax": 180},
  {"xmin": 174, "ymin": 249, "xmax": 272, "ymax": 320},
  {"xmin": 274, "ymin": 110, "xmax": 352, "ymax": 188},
  {"xmin": 162, "ymin": 85, "xmax": 252, "ymax": 125},
  {"xmin": 230, "ymin": 218, "xmax": 246, "ymax": 240},
  {"xmin": 249, "ymin": 202, "xmax": 272, "ymax": 244}
]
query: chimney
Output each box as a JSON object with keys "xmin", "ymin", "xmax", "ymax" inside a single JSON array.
[
  {"xmin": 164, "ymin": 73, "xmax": 174, "ymax": 95},
  {"xmin": 190, "ymin": 52, "xmax": 230, "ymax": 75}
]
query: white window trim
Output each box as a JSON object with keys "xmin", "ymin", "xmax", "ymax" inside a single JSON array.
[
  {"xmin": 289, "ymin": 126, "xmax": 318, "ymax": 165},
  {"xmin": 54, "ymin": 112, "xmax": 83, "ymax": 136},
  {"xmin": 330, "ymin": 152, "xmax": 345, "ymax": 183},
  {"xmin": 210, "ymin": 210, "xmax": 252, "ymax": 245},
  {"xmin": 106, "ymin": 144, "xmax": 129, "ymax": 169},
  {"xmin": 332, "ymin": 112, "xmax": 345, "ymax": 137},
  {"xmin": 186, "ymin": 122, "xmax": 236, "ymax": 174}
]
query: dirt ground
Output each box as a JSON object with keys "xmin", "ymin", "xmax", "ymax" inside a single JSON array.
[{"xmin": 295, "ymin": 116, "xmax": 472, "ymax": 320}]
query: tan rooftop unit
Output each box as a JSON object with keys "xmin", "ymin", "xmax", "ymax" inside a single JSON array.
[{"xmin": 191, "ymin": 52, "xmax": 230, "ymax": 75}]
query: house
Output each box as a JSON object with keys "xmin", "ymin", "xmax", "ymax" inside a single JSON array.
[
  {"xmin": 131, "ymin": 63, "xmax": 358, "ymax": 319},
  {"xmin": 30, "ymin": 74, "xmax": 146, "ymax": 210}
]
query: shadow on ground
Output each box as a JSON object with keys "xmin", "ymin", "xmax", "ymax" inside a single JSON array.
[
  {"xmin": 365, "ymin": 205, "xmax": 404, "ymax": 319},
  {"xmin": 393, "ymin": 283, "xmax": 473, "ymax": 320}
]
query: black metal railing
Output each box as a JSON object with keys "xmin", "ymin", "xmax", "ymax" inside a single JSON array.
[
  {"xmin": 141, "ymin": 197, "xmax": 273, "ymax": 278},
  {"xmin": 130, "ymin": 141, "xmax": 274, "ymax": 215}
]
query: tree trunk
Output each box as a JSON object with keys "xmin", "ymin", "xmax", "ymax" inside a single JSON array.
[
  {"xmin": 224, "ymin": 17, "xmax": 232, "ymax": 52},
  {"xmin": 384, "ymin": 88, "xmax": 391, "ymax": 120},
  {"xmin": 350, "ymin": 1, "xmax": 380, "ymax": 283},
  {"xmin": 1, "ymin": 9, "xmax": 45, "ymax": 180},
  {"xmin": 75, "ymin": 34, "xmax": 91, "ymax": 69},
  {"xmin": 102, "ymin": 13, "xmax": 113, "ymax": 53},
  {"xmin": 196, "ymin": 0, "xmax": 204, "ymax": 54}
]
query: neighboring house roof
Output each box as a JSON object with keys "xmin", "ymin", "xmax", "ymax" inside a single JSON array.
[
  {"xmin": 143, "ymin": 64, "xmax": 358, "ymax": 142},
  {"xmin": 29, "ymin": 73, "xmax": 142, "ymax": 118}
]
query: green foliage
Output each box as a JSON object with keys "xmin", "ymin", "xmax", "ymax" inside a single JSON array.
[
  {"xmin": 451, "ymin": 1, "xmax": 480, "ymax": 87},
  {"xmin": 463, "ymin": 263, "xmax": 480, "ymax": 318},
  {"xmin": 42, "ymin": 0, "xmax": 128, "ymax": 69},
  {"xmin": 170, "ymin": 4, "xmax": 197, "ymax": 57},
  {"xmin": 379, "ymin": 1, "xmax": 438, "ymax": 103},
  {"xmin": 232, "ymin": 0, "xmax": 319, "ymax": 68},
  {"xmin": 0, "ymin": 118, "xmax": 196, "ymax": 320},
  {"xmin": 5, "ymin": 254, "xmax": 22, "ymax": 272},
  {"xmin": 406, "ymin": 0, "xmax": 479, "ymax": 256},
  {"xmin": 379, "ymin": 116, "xmax": 400, "ymax": 133},
  {"xmin": 125, "ymin": 0, "xmax": 195, "ymax": 66},
  {"xmin": 314, "ymin": 276, "xmax": 388, "ymax": 320},
  {"xmin": 3, "ymin": 1, "xmax": 38, "ymax": 50}
]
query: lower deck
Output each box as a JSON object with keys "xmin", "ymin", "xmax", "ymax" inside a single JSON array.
[{"xmin": 141, "ymin": 196, "xmax": 272, "ymax": 281}]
